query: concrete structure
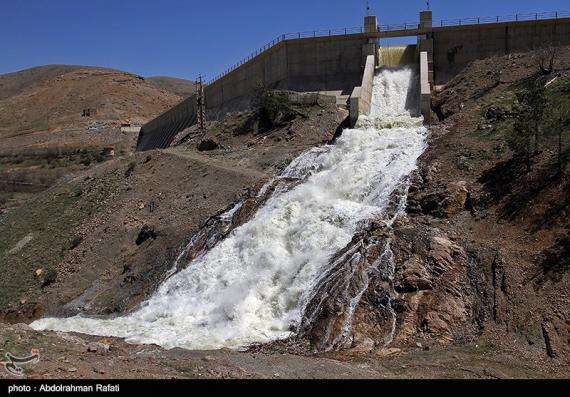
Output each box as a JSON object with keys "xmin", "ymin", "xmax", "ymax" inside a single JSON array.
[
  {"xmin": 367, "ymin": 12, "xmax": 570, "ymax": 84},
  {"xmin": 137, "ymin": 34, "xmax": 370, "ymax": 150},
  {"xmin": 349, "ymin": 55, "xmax": 375, "ymax": 126},
  {"xmin": 136, "ymin": 11, "xmax": 570, "ymax": 151},
  {"xmin": 429, "ymin": 18, "xmax": 570, "ymax": 83},
  {"xmin": 419, "ymin": 51, "xmax": 431, "ymax": 123}
]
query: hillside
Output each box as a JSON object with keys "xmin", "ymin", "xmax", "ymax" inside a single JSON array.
[
  {"xmin": 0, "ymin": 65, "xmax": 194, "ymax": 211},
  {"xmin": 147, "ymin": 76, "xmax": 196, "ymax": 98},
  {"xmin": 0, "ymin": 66, "xmax": 188, "ymax": 152}
]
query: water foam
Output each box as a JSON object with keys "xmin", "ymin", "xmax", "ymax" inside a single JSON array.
[{"xmin": 31, "ymin": 66, "xmax": 427, "ymax": 350}]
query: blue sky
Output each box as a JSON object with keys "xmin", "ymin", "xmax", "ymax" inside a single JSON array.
[{"xmin": 1, "ymin": 0, "xmax": 568, "ymax": 80}]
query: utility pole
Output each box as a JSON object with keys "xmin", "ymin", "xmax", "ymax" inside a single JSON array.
[{"xmin": 195, "ymin": 75, "xmax": 206, "ymax": 133}]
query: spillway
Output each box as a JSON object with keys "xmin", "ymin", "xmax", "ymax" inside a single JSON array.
[{"xmin": 31, "ymin": 66, "xmax": 427, "ymax": 351}]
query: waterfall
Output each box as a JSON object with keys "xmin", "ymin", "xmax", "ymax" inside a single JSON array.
[
  {"xmin": 378, "ymin": 45, "xmax": 417, "ymax": 68},
  {"xmin": 31, "ymin": 66, "xmax": 427, "ymax": 351}
]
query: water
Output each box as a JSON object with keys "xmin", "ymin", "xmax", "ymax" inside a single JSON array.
[
  {"xmin": 378, "ymin": 45, "xmax": 416, "ymax": 68},
  {"xmin": 31, "ymin": 66, "xmax": 427, "ymax": 350}
]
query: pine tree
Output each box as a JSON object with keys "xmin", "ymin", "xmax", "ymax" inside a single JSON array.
[{"xmin": 507, "ymin": 77, "xmax": 550, "ymax": 172}]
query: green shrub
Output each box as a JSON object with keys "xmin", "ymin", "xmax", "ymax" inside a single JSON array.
[{"xmin": 251, "ymin": 83, "xmax": 296, "ymax": 131}]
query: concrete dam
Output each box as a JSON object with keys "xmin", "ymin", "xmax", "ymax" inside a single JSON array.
[{"xmin": 136, "ymin": 10, "xmax": 570, "ymax": 151}]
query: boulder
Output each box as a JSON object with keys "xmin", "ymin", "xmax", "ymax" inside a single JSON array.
[
  {"xmin": 445, "ymin": 181, "xmax": 468, "ymax": 216},
  {"xmin": 135, "ymin": 224, "xmax": 157, "ymax": 245},
  {"xmin": 197, "ymin": 138, "xmax": 220, "ymax": 151}
]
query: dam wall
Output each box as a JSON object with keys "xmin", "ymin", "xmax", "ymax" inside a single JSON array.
[
  {"xmin": 431, "ymin": 17, "xmax": 570, "ymax": 84},
  {"xmin": 205, "ymin": 35, "xmax": 370, "ymax": 119},
  {"xmin": 137, "ymin": 32, "xmax": 372, "ymax": 150}
]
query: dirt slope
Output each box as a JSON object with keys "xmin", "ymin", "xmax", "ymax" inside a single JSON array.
[{"xmin": 0, "ymin": 67, "xmax": 183, "ymax": 151}]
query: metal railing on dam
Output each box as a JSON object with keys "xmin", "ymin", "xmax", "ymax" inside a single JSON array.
[{"xmin": 439, "ymin": 10, "xmax": 570, "ymax": 27}]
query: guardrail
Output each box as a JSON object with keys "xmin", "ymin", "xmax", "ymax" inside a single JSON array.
[
  {"xmin": 207, "ymin": 10, "xmax": 569, "ymax": 85},
  {"xmin": 207, "ymin": 27, "xmax": 366, "ymax": 84},
  {"xmin": 439, "ymin": 11, "xmax": 570, "ymax": 27}
]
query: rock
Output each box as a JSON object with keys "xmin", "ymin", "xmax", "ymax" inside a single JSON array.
[
  {"xmin": 395, "ymin": 256, "xmax": 433, "ymax": 293},
  {"xmin": 430, "ymin": 236, "xmax": 465, "ymax": 271},
  {"xmin": 135, "ymin": 224, "xmax": 157, "ymax": 245},
  {"xmin": 68, "ymin": 367, "xmax": 77, "ymax": 373},
  {"xmin": 350, "ymin": 333, "xmax": 375, "ymax": 353},
  {"xmin": 41, "ymin": 268, "xmax": 57, "ymax": 288},
  {"xmin": 197, "ymin": 138, "xmax": 220, "ymax": 151},
  {"xmin": 445, "ymin": 181, "xmax": 468, "ymax": 216},
  {"xmin": 86, "ymin": 342, "xmax": 110, "ymax": 353},
  {"xmin": 485, "ymin": 106, "xmax": 510, "ymax": 120},
  {"xmin": 377, "ymin": 347, "xmax": 402, "ymax": 356},
  {"xmin": 35, "ymin": 268, "xmax": 44, "ymax": 278},
  {"xmin": 457, "ymin": 156, "xmax": 473, "ymax": 171}
]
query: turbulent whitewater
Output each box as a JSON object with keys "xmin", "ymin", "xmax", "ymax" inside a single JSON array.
[{"xmin": 31, "ymin": 66, "xmax": 427, "ymax": 350}]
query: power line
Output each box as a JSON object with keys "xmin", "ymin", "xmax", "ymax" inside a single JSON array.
[{"xmin": 195, "ymin": 75, "xmax": 206, "ymax": 133}]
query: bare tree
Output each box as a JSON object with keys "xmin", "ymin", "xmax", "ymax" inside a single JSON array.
[{"xmin": 535, "ymin": 46, "xmax": 557, "ymax": 75}]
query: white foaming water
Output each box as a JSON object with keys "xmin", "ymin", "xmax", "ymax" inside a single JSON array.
[{"xmin": 31, "ymin": 66, "xmax": 427, "ymax": 350}]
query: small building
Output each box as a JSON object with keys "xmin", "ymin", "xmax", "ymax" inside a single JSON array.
[{"xmin": 120, "ymin": 121, "xmax": 141, "ymax": 133}]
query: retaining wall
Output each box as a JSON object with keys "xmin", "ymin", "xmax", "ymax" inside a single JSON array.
[
  {"xmin": 419, "ymin": 51, "xmax": 431, "ymax": 123},
  {"xmin": 349, "ymin": 55, "xmax": 375, "ymax": 126}
]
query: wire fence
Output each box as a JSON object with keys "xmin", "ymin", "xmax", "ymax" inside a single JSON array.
[{"xmin": 207, "ymin": 10, "xmax": 569, "ymax": 85}]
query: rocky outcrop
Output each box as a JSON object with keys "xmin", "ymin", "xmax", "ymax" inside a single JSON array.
[
  {"xmin": 390, "ymin": 226, "xmax": 471, "ymax": 345},
  {"xmin": 407, "ymin": 171, "xmax": 470, "ymax": 218}
]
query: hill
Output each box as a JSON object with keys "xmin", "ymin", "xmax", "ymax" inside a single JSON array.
[
  {"xmin": 0, "ymin": 65, "xmax": 194, "ymax": 211},
  {"xmin": 0, "ymin": 66, "xmax": 187, "ymax": 152},
  {"xmin": 147, "ymin": 76, "xmax": 196, "ymax": 98}
]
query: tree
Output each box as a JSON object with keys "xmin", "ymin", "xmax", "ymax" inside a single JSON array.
[
  {"xmin": 548, "ymin": 103, "xmax": 570, "ymax": 175},
  {"xmin": 507, "ymin": 112, "xmax": 534, "ymax": 172},
  {"xmin": 508, "ymin": 77, "xmax": 550, "ymax": 172},
  {"xmin": 535, "ymin": 47, "xmax": 557, "ymax": 75}
]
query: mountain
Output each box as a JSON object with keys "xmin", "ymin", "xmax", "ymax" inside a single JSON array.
[
  {"xmin": 0, "ymin": 65, "xmax": 194, "ymax": 153},
  {"xmin": 0, "ymin": 65, "xmax": 194, "ymax": 210}
]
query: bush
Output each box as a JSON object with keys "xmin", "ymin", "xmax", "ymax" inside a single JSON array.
[
  {"xmin": 69, "ymin": 236, "xmax": 83, "ymax": 250},
  {"xmin": 41, "ymin": 268, "xmax": 57, "ymax": 288},
  {"xmin": 125, "ymin": 161, "xmax": 136, "ymax": 177},
  {"xmin": 251, "ymin": 83, "xmax": 297, "ymax": 131}
]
